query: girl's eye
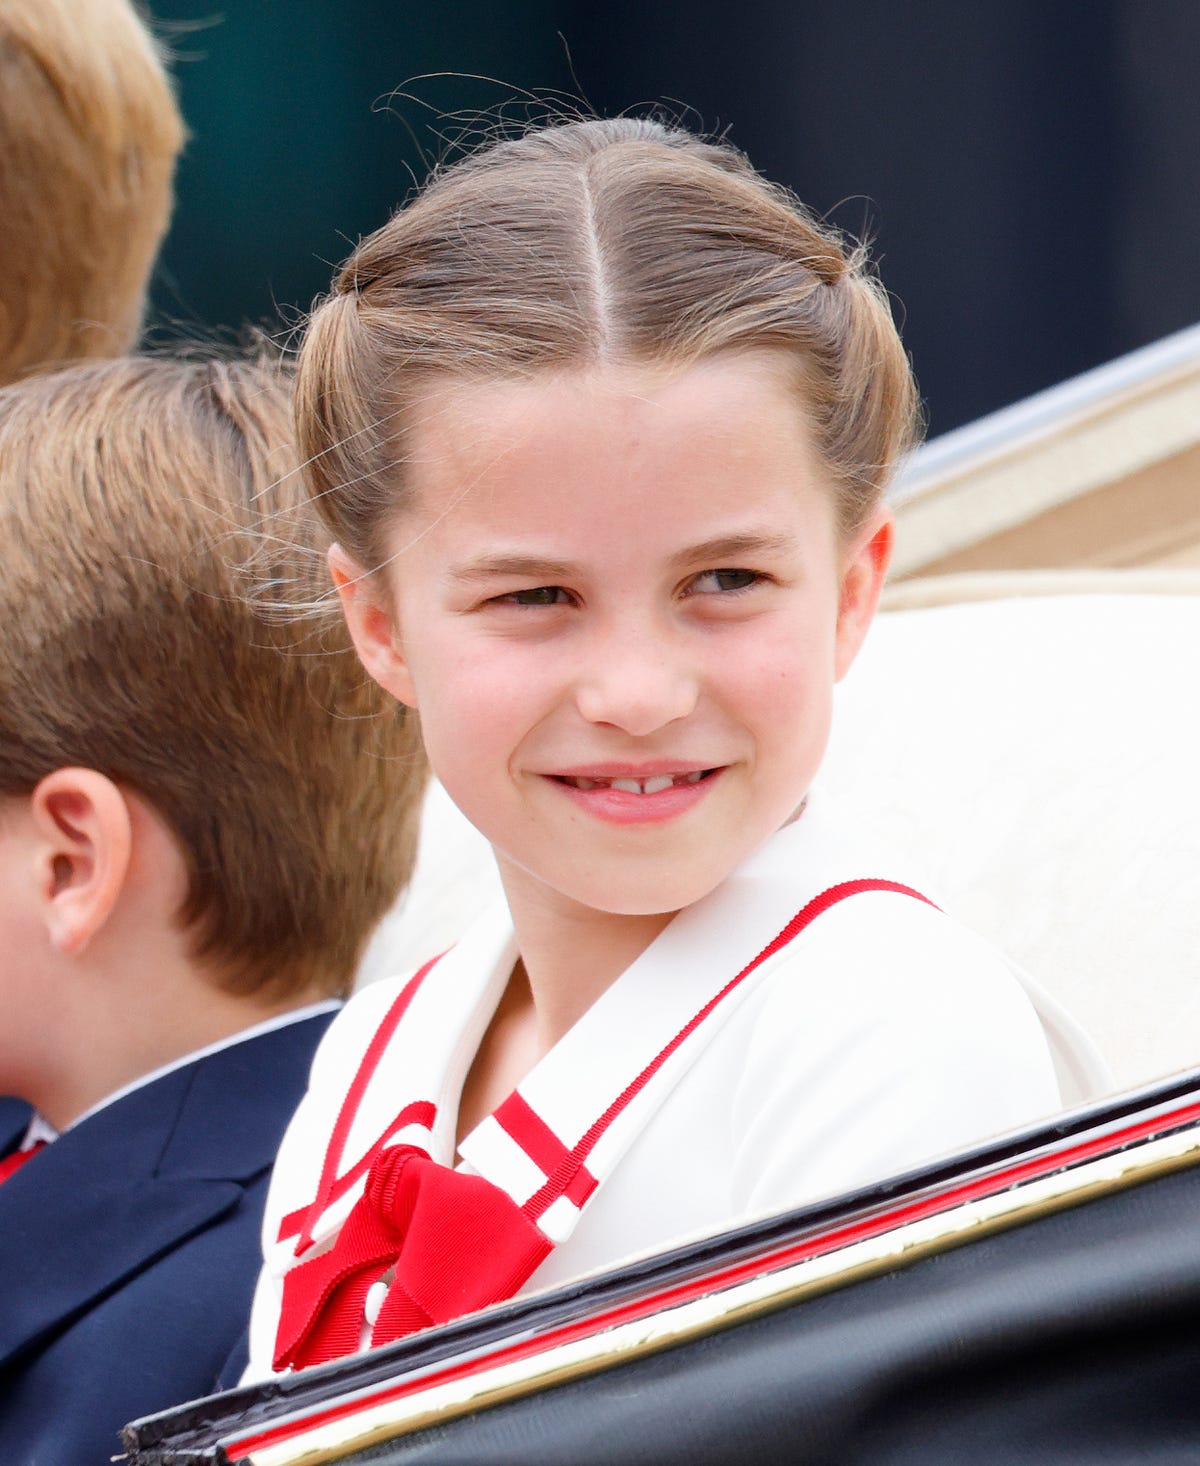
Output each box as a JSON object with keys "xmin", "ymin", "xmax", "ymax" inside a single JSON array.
[
  {"xmin": 499, "ymin": 585, "xmax": 571, "ymax": 607},
  {"xmin": 688, "ymin": 568, "xmax": 762, "ymax": 595}
]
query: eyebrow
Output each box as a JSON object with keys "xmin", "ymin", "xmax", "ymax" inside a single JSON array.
[
  {"xmin": 446, "ymin": 554, "xmax": 580, "ymax": 586},
  {"xmin": 446, "ymin": 532, "xmax": 799, "ymax": 586},
  {"xmin": 669, "ymin": 530, "xmax": 798, "ymax": 567}
]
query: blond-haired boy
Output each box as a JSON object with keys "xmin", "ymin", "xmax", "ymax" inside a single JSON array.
[
  {"xmin": 0, "ymin": 0, "xmax": 183, "ymax": 383},
  {"xmin": 0, "ymin": 355, "xmax": 424, "ymax": 1462}
]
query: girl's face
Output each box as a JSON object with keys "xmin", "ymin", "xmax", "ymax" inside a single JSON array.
[{"xmin": 338, "ymin": 354, "xmax": 891, "ymax": 926}]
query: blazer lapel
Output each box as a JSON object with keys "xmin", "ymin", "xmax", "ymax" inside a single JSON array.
[
  {"xmin": 0, "ymin": 1012, "xmax": 335, "ymax": 1370},
  {"xmin": 0, "ymin": 1097, "xmax": 31, "ymax": 1159},
  {"xmin": 0, "ymin": 1072, "xmax": 239, "ymax": 1370}
]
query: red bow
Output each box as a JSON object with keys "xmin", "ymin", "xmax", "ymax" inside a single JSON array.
[{"xmin": 274, "ymin": 1143, "xmax": 552, "ymax": 1371}]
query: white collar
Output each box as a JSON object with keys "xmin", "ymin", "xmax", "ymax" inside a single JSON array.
[
  {"xmin": 298, "ymin": 800, "xmax": 883, "ymax": 1251},
  {"xmin": 16, "ymin": 1111, "xmax": 59, "ymax": 1153}
]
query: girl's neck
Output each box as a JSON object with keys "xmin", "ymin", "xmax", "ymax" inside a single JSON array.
[
  {"xmin": 506, "ymin": 885, "xmax": 676, "ymax": 1048},
  {"xmin": 454, "ymin": 873, "xmax": 675, "ymax": 1147},
  {"xmin": 498, "ymin": 855, "xmax": 680, "ymax": 1039}
]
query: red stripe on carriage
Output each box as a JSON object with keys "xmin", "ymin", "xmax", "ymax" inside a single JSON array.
[{"xmin": 233, "ymin": 1093, "xmax": 1200, "ymax": 1463}]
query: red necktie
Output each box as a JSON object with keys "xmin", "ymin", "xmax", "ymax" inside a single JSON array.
[
  {"xmin": 273, "ymin": 1142, "xmax": 551, "ymax": 1372},
  {"xmin": 0, "ymin": 1141, "xmax": 46, "ymax": 1185}
]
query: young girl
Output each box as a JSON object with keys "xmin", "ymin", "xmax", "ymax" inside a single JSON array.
[{"xmin": 246, "ymin": 117, "xmax": 1106, "ymax": 1378}]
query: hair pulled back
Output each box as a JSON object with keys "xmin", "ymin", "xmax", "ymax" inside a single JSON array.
[{"xmin": 297, "ymin": 117, "xmax": 921, "ymax": 566}]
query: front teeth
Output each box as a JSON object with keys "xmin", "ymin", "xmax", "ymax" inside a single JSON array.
[
  {"xmin": 641, "ymin": 775, "xmax": 675, "ymax": 795},
  {"xmin": 569, "ymin": 771, "xmax": 707, "ymax": 794},
  {"xmin": 611, "ymin": 775, "xmax": 676, "ymax": 795}
]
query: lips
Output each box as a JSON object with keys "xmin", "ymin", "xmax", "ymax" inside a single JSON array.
[{"xmin": 543, "ymin": 765, "xmax": 723, "ymax": 827}]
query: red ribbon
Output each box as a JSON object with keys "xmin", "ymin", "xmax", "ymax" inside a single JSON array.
[{"xmin": 274, "ymin": 1143, "xmax": 552, "ymax": 1372}]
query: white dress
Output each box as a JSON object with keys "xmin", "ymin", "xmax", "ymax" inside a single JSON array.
[{"xmin": 244, "ymin": 794, "xmax": 1106, "ymax": 1382}]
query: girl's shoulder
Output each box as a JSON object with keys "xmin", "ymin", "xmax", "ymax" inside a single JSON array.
[
  {"xmin": 728, "ymin": 798, "xmax": 1073, "ymax": 1072},
  {"xmin": 756, "ymin": 792, "xmax": 1033, "ymax": 1003},
  {"xmin": 737, "ymin": 876, "xmax": 1108, "ymax": 1110},
  {"xmin": 769, "ymin": 885, "xmax": 1041, "ymax": 1029},
  {"xmin": 737, "ymin": 795, "xmax": 1021, "ymax": 999}
]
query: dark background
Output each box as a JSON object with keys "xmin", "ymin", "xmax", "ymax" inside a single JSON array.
[{"xmin": 144, "ymin": 1, "xmax": 1200, "ymax": 438}]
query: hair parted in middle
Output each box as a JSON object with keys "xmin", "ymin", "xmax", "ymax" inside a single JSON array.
[
  {"xmin": 0, "ymin": 354, "xmax": 426, "ymax": 1000},
  {"xmin": 296, "ymin": 115, "xmax": 921, "ymax": 572}
]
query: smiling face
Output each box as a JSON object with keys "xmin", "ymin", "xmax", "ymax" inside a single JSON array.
[{"xmin": 339, "ymin": 354, "xmax": 891, "ymax": 929}]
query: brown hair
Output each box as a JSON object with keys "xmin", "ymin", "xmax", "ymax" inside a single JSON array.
[
  {"xmin": 0, "ymin": 0, "xmax": 183, "ymax": 384},
  {"xmin": 296, "ymin": 116, "xmax": 921, "ymax": 567},
  {"xmin": 0, "ymin": 356, "xmax": 425, "ymax": 999}
]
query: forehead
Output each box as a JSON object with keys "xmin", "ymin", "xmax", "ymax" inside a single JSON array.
[{"xmin": 400, "ymin": 354, "xmax": 823, "ymax": 512}]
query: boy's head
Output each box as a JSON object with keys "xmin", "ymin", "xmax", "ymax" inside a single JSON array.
[
  {"xmin": 0, "ymin": 0, "xmax": 183, "ymax": 383},
  {"xmin": 0, "ymin": 355, "xmax": 425, "ymax": 1003}
]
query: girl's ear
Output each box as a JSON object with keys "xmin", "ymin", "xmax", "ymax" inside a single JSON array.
[
  {"xmin": 833, "ymin": 503, "xmax": 894, "ymax": 682},
  {"xmin": 30, "ymin": 769, "xmax": 132, "ymax": 955},
  {"xmin": 328, "ymin": 543, "xmax": 418, "ymax": 707}
]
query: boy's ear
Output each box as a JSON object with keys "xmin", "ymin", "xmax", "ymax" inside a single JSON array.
[
  {"xmin": 29, "ymin": 769, "xmax": 132, "ymax": 955},
  {"xmin": 833, "ymin": 503, "xmax": 894, "ymax": 682},
  {"xmin": 328, "ymin": 543, "xmax": 418, "ymax": 707}
]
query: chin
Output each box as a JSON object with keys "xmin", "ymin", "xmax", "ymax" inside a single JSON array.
[{"xmin": 576, "ymin": 873, "xmax": 724, "ymax": 920}]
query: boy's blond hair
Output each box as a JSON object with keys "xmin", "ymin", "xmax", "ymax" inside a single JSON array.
[
  {"xmin": 0, "ymin": 0, "xmax": 183, "ymax": 383},
  {"xmin": 0, "ymin": 356, "xmax": 425, "ymax": 999}
]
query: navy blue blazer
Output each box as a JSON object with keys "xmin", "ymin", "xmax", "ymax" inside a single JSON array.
[
  {"xmin": 0, "ymin": 1011, "xmax": 335, "ymax": 1466},
  {"xmin": 0, "ymin": 1098, "xmax": 32, "ymax": 1153}
]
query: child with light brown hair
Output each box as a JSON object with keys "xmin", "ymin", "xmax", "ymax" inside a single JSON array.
[
  {"xmin": 0, "ymin": 354, "xmax": 425, "ymax": 1462},
  {"xmin": 0, "ymin": 0, "xmax": 183, "ymax": 383},
  {"xmin": 246, "ymin": 117, "xmax": 1106, "ymax": 1380}
]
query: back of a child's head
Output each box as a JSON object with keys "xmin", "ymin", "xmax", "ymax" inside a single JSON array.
[
  {"xmin": 0, "ymin": 355, "xmax": 425, "ymax": 999},
  {"xmin": 296, "ymin": 115, "xmax": 921, "ymax": 567},
  {"xmin": 0, "ymin": 0, "xmax": 183, "ymax": 384}
]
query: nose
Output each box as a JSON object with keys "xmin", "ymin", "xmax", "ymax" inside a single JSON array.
[{"xmin": 573, "ymin": 620, "xmax": 700, "ymax": 737}]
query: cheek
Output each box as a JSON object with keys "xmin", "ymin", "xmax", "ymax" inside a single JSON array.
[
  {"xmin": 713, "ymin": 618, "xmax": 838, "ymax": 778},
  {"xmin": 715, "ymin": 613, "xmax": 837, "ymax": 705},
  {"xmin": 412, "ymin": 645, "xmax": 548, "ymax": 782},
  {"xmin": 413, "ymin": 634, "xmax": 547, "ymax": 720}
]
